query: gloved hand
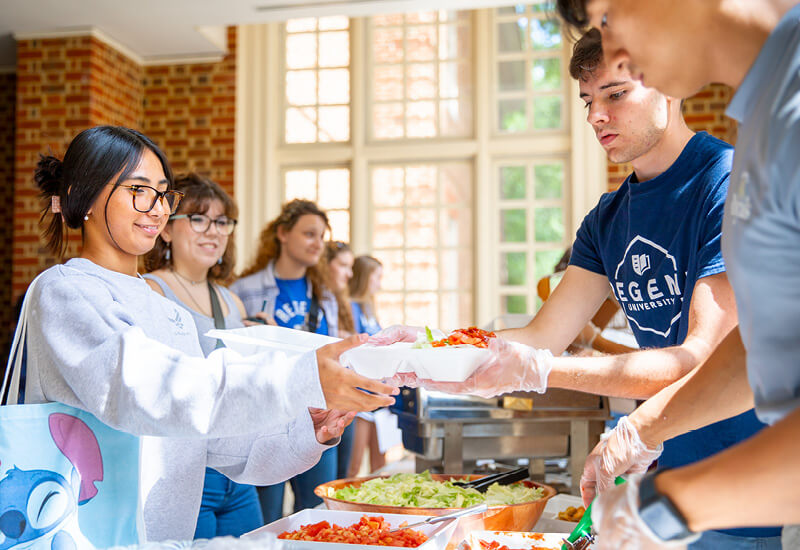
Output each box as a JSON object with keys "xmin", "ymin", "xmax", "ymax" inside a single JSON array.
[
  {"xmin": 592, "ymin": 474, "xmax": 699, "ymax": 550},
  {"xmin": 581, "ymin": 416, "xmax": 663, "ymax": 507},
  {"xmin": 396, "ymin": 336, "xmax": 553, "ymax": 398},
  {"xmin": 367, "ymin": 325, "xmax": 443, "ymax": 346}
]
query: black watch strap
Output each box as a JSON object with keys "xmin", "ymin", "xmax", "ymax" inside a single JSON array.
[{"xmin": 638, "ymin": 471, "xmax": 694, "ymax": 542}]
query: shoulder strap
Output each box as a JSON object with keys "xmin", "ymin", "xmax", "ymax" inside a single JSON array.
[
  {"xmin": 1, "ymin": 274, "xmax": 41, "ymax": 406},
  {"xmin": 208, "ymin": 282, "xmax": 226, "ymax": 349},
  {"xmin": 306, "ymin": 294, "xmax": 321, "ymax": 333}
]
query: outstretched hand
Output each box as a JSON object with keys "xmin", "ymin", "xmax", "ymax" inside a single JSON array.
[{"xmin": 309, "ymin": 407, "xmax": 356, "ymax": 444}]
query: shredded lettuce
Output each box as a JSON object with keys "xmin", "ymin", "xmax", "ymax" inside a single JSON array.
[{"xmin": 331, "ymin": 471, "xmax": 544, "ymax": 508}]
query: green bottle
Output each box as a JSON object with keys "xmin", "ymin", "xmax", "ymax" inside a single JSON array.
[{"xmin": 560, "ymin": 477, "xmax": 625, "ymax": 550}]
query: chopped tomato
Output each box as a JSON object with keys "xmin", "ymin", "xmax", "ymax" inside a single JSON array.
[
  {"xmin": 278, "ymin": 515, "xmax": 429, "ymax": 547},
  {"xmin": 431, "ymin": 326, "xmax": 496, "ymax": 348}
]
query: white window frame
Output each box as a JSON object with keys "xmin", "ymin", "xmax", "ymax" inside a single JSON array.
[{"xmin": 235, "ymin": 11, "xmax": 606, "ymax": 327}]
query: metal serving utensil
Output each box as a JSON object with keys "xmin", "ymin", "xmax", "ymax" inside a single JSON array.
[{"xmin": 387, "ymin": 503, "xmax": 488, "ymax": 534}]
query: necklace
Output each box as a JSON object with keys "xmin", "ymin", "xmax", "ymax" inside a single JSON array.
[
  {"xmin": 172, "ymin": 268, "xmax": 206, "ymax": 285},
  {"xmin": 171, "ymin": 269, "xmax": 211, "ymax": 316}
]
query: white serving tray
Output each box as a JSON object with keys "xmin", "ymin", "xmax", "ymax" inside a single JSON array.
[
  {"xmin": 534, "ymin": 493, "xmax": 584, "ymax": 534},
  {"xmin": 340, "ymin": 342, "xmax": 490, "ymax": 382},
  {"xmin": 245, "ymin": 509, "xmax": 457, "ymax": 550},
  {"xmin": 461, "ymin": 531, "xmax": 569, "ymax": 550},
  {"xmin": 207, "ymin": 325, "xmax": 340, "ymax": 356}
]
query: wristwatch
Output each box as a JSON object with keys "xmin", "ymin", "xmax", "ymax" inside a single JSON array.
[{"xmin": 638, "ymin": 471, "xmax": 694, "ymax": 541}]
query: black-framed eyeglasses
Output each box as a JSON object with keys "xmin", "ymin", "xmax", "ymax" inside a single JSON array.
[
  {"xmin": 119, "ymin": 184, "xmax": 184, "ymax": 214},
  {"xmin": 170, "ymin": 213, "xmax": 238, "ymax": 235}
]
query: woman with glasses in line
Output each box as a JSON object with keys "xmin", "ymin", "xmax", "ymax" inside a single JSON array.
[
  {"xmin": 142, "ymin": 173, "xmax": 262, "ymax": 538},
  {"xmin": 231, "ymin": 200, "xmax": 342, "ymax": 523},
  {"xmin": 23, "ymin": 125, "xmax": 398, "ymax": 541}
]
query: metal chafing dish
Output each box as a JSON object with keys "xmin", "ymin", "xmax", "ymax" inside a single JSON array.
[{"xmin": 392, "ymin": 388, "xmax": 609, "ymax": 495}]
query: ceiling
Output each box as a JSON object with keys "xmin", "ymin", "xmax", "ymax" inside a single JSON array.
[{"xmin": 0, "ymin": 0, "xmax": 521, "ymax": 69}]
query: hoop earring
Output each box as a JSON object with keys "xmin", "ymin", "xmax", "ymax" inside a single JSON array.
[
  {"xmin": 217, "ymin": 256, "xmax": 222, "ymax": 265},
  {"xmin": 165, "ymin": 245, "xmax": 171, "ymax": 261}
]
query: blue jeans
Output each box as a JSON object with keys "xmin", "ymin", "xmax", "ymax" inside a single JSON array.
[
  {"xmin": 194, "ymin": 468, "xmax": 263, "ymax": 539},
  {"xmin": 258, "ymin": 446, "xmax": 338, "ymax": 524},
  {"xmin": 337, "ymin": 423, "xmax": 355, "ymax": 480},
  {"xmin": 690, "ymin": 530, "xmax": 782, "ymax": 550}
]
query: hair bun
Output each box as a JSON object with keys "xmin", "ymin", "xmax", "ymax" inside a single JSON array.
[{"xmin": 34, "ymin": 154, "xmax": 63, "ymax": 196}]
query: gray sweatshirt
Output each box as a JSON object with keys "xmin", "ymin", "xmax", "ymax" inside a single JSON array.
[{"xmin": 24, "ymin": 258, "xmax": 328, "ymax": 541}]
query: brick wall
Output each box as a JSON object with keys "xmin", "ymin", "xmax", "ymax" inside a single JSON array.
[
  {"xmin": 606, "ymin": 83, "xmax": 737, "ymax": 191},
  {"xmin": 90, "ymin": 38, "xmax": 144, "ymax": 127},
  {"xmin": 0, "ymin": 72, "xmax": 16, "ymax": 356},
  {"xmin": 142, "ymin": 27, "xmax": 236, "ymax": 197}
]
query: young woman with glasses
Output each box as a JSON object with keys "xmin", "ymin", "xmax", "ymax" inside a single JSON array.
[
  {"xmin": 142, "ymin": 173, "xmax": 262, "ymax": 539},
  {"xmin": 24, "ymin": 126, "xmax": 398, "ymax": 541}
]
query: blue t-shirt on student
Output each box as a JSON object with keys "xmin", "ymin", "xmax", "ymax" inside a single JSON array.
[
  {"xmin": 570, "ymin": 132, "xmax": 776, "ymax": 538},
  {"xmin": 351, "ymin": 302, "xmax": 381, "ymax": 336},
  {"xmin": 273, "ymin": 277, "xmax": 329, "ymax": 336}
]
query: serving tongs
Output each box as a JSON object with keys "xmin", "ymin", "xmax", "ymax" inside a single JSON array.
[
  {"xmin": 388, "ymin": 503, "xmax": 489, "ymax": 533},
  {"xmin": 452, "ymin": 467, "xmax": 529, "ymax": 493}
]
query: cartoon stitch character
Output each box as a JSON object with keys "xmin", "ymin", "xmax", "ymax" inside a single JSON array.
[{"xmin": 0, "ymin": 413, "xmax": 104, "ymax": 550}]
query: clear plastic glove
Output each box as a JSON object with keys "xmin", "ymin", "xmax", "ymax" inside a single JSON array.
[
  {"xmin": 592, "ymin": 474, "xmax": 699, "ymax": 550},
  {"xmin": 581, "ymin": 416, "xmax": 663, "ymax": 507},
  {"xmin": 390, "ymin": 336, "xmax": 552, "ymax": 398},
  {"xmin": 367, "ymin": 324, "xmax": 439, "ymax": 346}
]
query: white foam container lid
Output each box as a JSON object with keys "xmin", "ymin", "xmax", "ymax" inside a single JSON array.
[
  {"xmin": 461, "ymin": 531, "xmax": 570, "ymax": 550},
  {"xmin": 206, "ymin": 325, "xmax": 340, "ymax": 356}
]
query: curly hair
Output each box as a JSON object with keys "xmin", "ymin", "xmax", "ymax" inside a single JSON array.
[
  {"xmin": 143, "ymin": 173, "xmax": 238, "ymax": 282},
  {"xmin": 239, "ymin": 199, "xmax": 330, "ymax": 301}
]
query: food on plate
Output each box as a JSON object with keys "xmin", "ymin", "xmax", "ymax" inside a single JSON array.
[
  {"xmin": 476, "ymin": 534, "xmax": 558, "ymax": 550},
  {"xmin": 413, "ymin": 326, "xmax": 497, "ymax": 349},
  {"xmin": 331, "ymin": 471, "xmax": 544, "ymax": 508},
  {"xmin": 557, "ymin": 505, "xmax": 585, "ymax": 522},
  {"xmin": 278, "ymin": 515, "xmax": 428, "ymax": 547}
]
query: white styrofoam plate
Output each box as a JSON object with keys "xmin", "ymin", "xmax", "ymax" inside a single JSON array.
[
  {"xmin": 534, "ymin": 493, "xmax": 585, "ymax": 533},
  {"xmin": 461, "ymin": 531, "xmax": 569, "ymax": 550},
  {"xmin": 245, "ymin": 509, "xmax": 457, "ymax": 550},
  {"xmin": 206, "ymin": 325, "xmax": 340, "ymax": 356},
  {"xmin": 340, "ymin": 342, "xmax": 490, "ymax": 382}
]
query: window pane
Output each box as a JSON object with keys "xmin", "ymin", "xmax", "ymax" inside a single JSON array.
[
  {"xmin": 407, "ymin": 63, "xmax": 436, "ymax": 100},
  {"xmin": 439, "ymin": 62, "xmax": 469, "ymax": 99},
  {"xmin": 286, "ymin": 33, "xmax": 317, "ymax": 69},
  {"xmin": 440, "ymin": 249, "xmax": 472, "ymax": 290},
  {"xmin": 374, "ymin": 65, "xmax": 404, "ymax": 101},
  {"xmin": 500, "ymin": 166, "xmax": 526, "ymax": 199},
  {"xmin": 440, "ymin": 99, "xmax": 472, "ymax": 137},
  {"xmin": 373, "ymin": 103, "xmax": 404, "ymax": 138},
  {"xmin": 406, "ymin": 292, "xmax": 438, "ymax": 326},
  {"xmin": 501, "ymin": 209, "xmax": 527, "ymax": 242},
  {"xmin": 286, "ymin": 71, "xmax": 317, "ymax": 106},
  {"xmin": 327, "ymin": 210, "xmax": 350, "ymax": 242},
  {"xmin": 318, "ymin": 69, "xmax": 349, "ymax": 105},
  {"xmin": 319, "ymin": 16, "xmax": 349, "ymax": 31},
  {"xmin": 406, "ymin": 209, "xmax": 437, "ymax": 247},
  {"xmin": 439, "ymin": 24, "xmax": 469, "ymax": 60},
  {"xmin": 374, "ymin": 13, "xmax": 404, "ymax": 26},
  {"xmin": 529, "ymin": 17, "xmax": 561, "ymax": 50},
  {"xmin": 505, "ymin": 295, "xmax": 528, "ymax": 314},
  {"xmin": 406, "ymin": 249, "xmax": 438, "ymax": 289},
  {"xmin": 533, "ymin": 96, "xmax": 562, "ymax": 129},
  {"xmin": 319, "ymin": 32, "xmax": 350, "ymax": 67},
  {"xmin": 499, "ymin": 99, "xmax": 527, "ymax": 132},
  {"xmin": 498, "ymin": 60, "xmax": 526, "ymax": 91},
  {"xmin": 373, "ymin": 209, "xmax": 405, "ymax": 247},
  {"xmin": 440, "ymin": 208, "xmax": 472, "ymax": 248},
  {"xmin": 285, "ymin": 170, "xmax": 317, "ymax": 201},
  {"xmin": 285, "ymin": 107, "xmax": 317, "ymax": 143},
  {"xmin": 286, "ymin": 18, "xmax": 317, "ymax": 32},
  {"xmin": 534, "ymin": 207, "xmax": 564, "ymax": 242},
  {"xmin": 372, "ymin": 167, "xmax": 405, "ymax": 207},
  {"xmin": 498, "ymin": 21, "xmax": 527, "ymax": 54},
  {"xmin": 407, "ymin": 26, "xmax": 437, "ymax": 61},
  {"xmin": 374, "ymin": 27, "xmax": 404, "ymax": 63},
  {"xmin": 377, "ymin": 250, "xmax": 405, "ymax": 291},
  {"xmin": 318, "ymin": 106, "xmax": 350, "ymax": 142},
  {"xmin": 440, "ymin": 163, "xmax": 472, "ymax": 204},
  {"xmin": 318, "ymin": 168, "xmax": 350, "ymax": 209},
  {"xmin": 406, "ymin": 101, "xmax": 436, "ymax": 137},
  {"xmin": 501, "ymin": 252, "xmax": 527, "ymax": 286},
  {"xmin": 534, "ymin": 163, "xmax": 563, "ymax": 199},
  {"xmin": 406, "ymin": 165, "xmax": 437, "ymax": 206},
  {"xmin": 497, "ymin": 5, "xmax": 525, "ymax": 15},
  {"xmin": 531, "ymin": 58, "xmax": 561, "ymax": 91},
  {"xmin": 407, "ymin": 11, "xmax": 438, "ymax": 23},
  {"xmin": 376, "ymin": 292, "xmax": 404, "ymax": 327},
  {"xmin": 535, "ymin": 250, "xmax": 564, "ymax": 281}
]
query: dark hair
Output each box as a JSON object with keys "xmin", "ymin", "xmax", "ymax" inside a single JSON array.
[
  {"xmin": 144, "ymin": 173, "xmax": 238, "ymax": 282},
  {"xmin": 324, "ymin": 240, "xmax": 355, "ymax": 334},
  {"xmin": 35, "ymin": 125, "xmax": 173, "ymax": 257},
  {"xmin": 239, "ymin": 199, "xmax": 330, "ymax": 301},
  {"xmin": 569, "ymin": 28, "xmax": 603, "ymax": 81},
  {"xmin": 556, "ymin": 0, "xmax": 590, "ymax": 34}
]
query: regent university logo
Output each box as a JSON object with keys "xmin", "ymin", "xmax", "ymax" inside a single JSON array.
[{"xmin": 613, "ymin": 236, "xmax": 683, "ymax": 338}]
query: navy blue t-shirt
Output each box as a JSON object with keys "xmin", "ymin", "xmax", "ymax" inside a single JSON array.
[
  {"xmin": 273, "ymin": 277, "xmax": 329, "ymax": 336},
  {"xmin": 571, "ymin": 132, "xmax": 776, "ymax": 538},
  {"xmin": 351, "ymin": 302, "xmax": 381, "ymax": 336}
]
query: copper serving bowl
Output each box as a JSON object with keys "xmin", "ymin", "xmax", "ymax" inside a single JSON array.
[{"xmin": 315, "ymin": 474, "xmax": 556, "ymax": 548}]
